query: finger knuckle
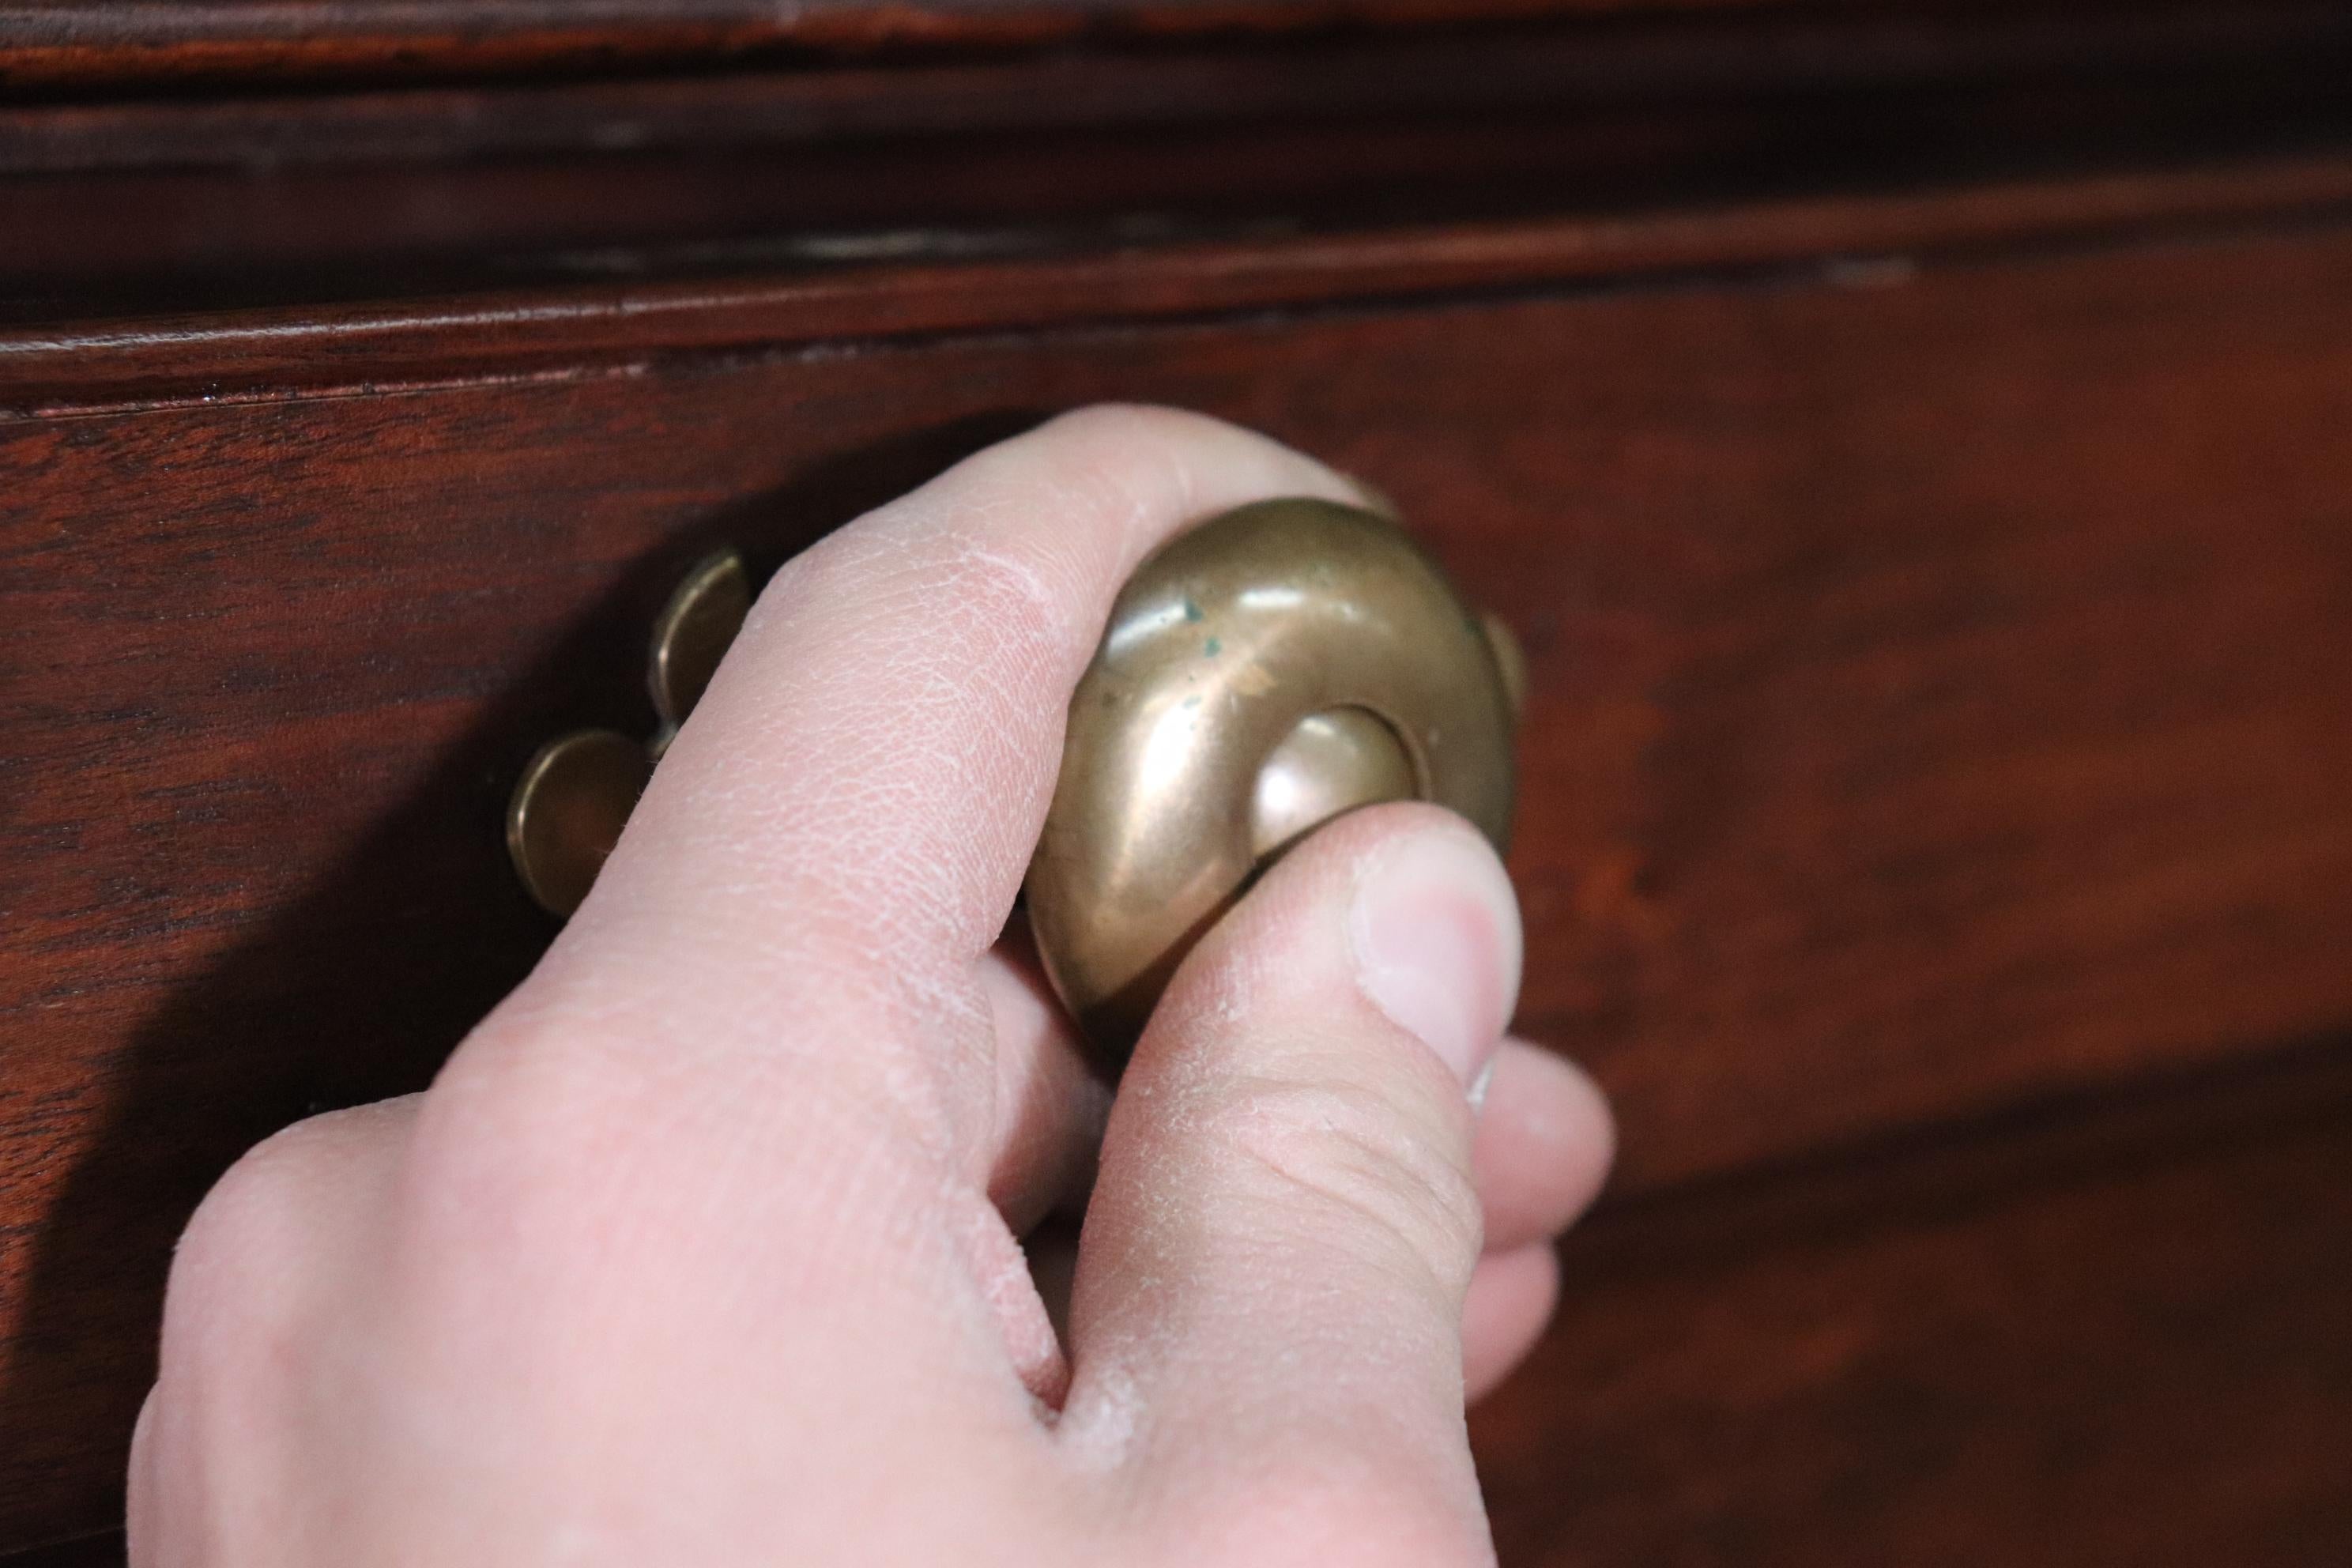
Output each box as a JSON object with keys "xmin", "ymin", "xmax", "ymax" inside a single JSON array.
[
  {"xmin": 409, "ymin": 1024, "xmax": 920, "ymax": 1275},
  {"xmin": 931, "ymin": 533, "xmax": 1066, "ymax": 671},
  {"xmin": 1032, "ymin": 402, "xmax": 1225, "ymax": 524},
  {"xmin": 172, "ymin": 1114, "xmax": 338, "ymax": 1289},
  {"xmin": 1198, "ymin": 1068, "xmax": 1483, "ymax": 1295},
  {"xmin": 1039, "ymin": 401, "xmax": 1219, "ymax": 458},
  {"xmin": 404, "ymin": 1038, "xmax": 630, "ymax": 1227},
  {"xmin": 164, "ymin": 1113, "xmax": 349, "ymax": 1381}
]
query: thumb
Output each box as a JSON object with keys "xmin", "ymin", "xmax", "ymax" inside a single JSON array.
[{"xmin": 1061, "ymin": 803, "xmax": 1516, "ymax": 1559}]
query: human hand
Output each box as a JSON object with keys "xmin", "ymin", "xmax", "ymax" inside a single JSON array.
[{"xmin": 134, "ymin": 407, "xmax": 1615, "ymax": 1566}]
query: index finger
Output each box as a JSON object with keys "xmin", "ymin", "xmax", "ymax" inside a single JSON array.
[{"xmin": 496, "ymin": 406, "xmax": 1370, "ymax": 1135}]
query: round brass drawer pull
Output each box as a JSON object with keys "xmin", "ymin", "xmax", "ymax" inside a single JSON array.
[
  {"xmin": 507, "ymin": 729, "xmax": 653, "ymax": 918},
  {"xmin": 1023, "ymin": 498, "xmax": 1521, "ymax": 1058},
  {"xmin": 507, "ymin": 501, "xmax": 1523, "ymax": 1064}
]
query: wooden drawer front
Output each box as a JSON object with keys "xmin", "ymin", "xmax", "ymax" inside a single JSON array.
[
  {"xmin": 6, "ymin": 220, "xmax": 2352, "ymax": 1551},
  {"xmin": 1475, "ymin": 1054, "xmax": 2352, "ymax": 1566}
]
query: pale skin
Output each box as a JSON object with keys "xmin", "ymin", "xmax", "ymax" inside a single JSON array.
[{"xmin": 133, "ymin": 407, "xmax": 1615, "ymax": 1566}]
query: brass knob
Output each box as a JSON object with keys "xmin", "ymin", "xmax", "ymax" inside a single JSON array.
[
  {"xmin": 1024, "ymin": 498, "xmax": 1521, "ymax": 1059},
  {"xmin": 508, "ymin": 503, "xmax": 1524, "ymax": 1061},
  {"xmin": 507, "ymin": 549, "xmax": 752, "ymax": 917}
]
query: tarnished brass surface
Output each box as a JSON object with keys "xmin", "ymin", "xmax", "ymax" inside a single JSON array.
[
  {"xmin": 1025, "ymin": 498, "xmax": 1519, "ymax": 1057},
  {"xmin": 507, "ymin": 548, "xmax": 749, "ymax": 916},
  {"xmin": 649, "ymin": 550, "xmax": 752, "ymax": 748},
  {"xmin": 507, "ymin": 729, "xmax": 653, "ymax": 917},
  {"xmin": 510, "ymin": 509, "xmax": 1520, "ymax": 1007}
]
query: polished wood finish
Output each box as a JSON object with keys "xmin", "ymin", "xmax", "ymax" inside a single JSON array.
[
  {"xmin": 0, "ymin": 1, "xmax": 2266, "ymax": 90},
  {"xmin": 7, "ymin": 192, "xmax": 2352, "ymax": 1551},
  {"xmin": 13, "ymin": 157, "xmax": 2352, "ymax": 411},
  {"xmin": 17, "ymin": 5, "xmax": 2344, "ymax": 174},
  {"xmin": 7, "ymin": 5, "xmax": 2350, "ymax": 324},
  {"xmin": 1475, "ymin": 1044, "xmax": 2352, "ymax": 1566}
]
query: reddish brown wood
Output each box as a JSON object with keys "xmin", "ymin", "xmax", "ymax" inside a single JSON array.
[
  {"xmin": 0, "ymin": 1533, "xmax": 120, "ymax": 1566},
  {"xmin": 13, "ymin": 156, "xmax": 2352, "ymax": 411},
  {"xmin": 0, "ymin": 1, "xmax": 2150, "ymax": 91},
  {"xmin": 5, "ymin": 209, "xmax": 2352, "ymax": 1546},
  {"xmin": 7, "ymin": 6, "xmax": 2337, "ymax": 173},
  {"xmin": 7, "ymin": 7, "xmax": 2351, "ymax": 330},
  {"xmin": 1471, "ymin": 1044, "xmax": 2352, "ymax": 1566}
]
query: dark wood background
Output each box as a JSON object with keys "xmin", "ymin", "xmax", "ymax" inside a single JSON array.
[
  {"xmin": 4, "ymin": 2, "xmax": 2350, "ymax": 1561},
  {"xmin": 9, "ymin": 2, "xmax": 2352, "ymax": 325}
]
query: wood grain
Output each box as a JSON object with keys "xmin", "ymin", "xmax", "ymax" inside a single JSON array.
[
  {"xmin": 15, "ymin": 156, "xmax": 2352, "ymax": 410},
  {"xmin": 8, "ymin": 7, "xmax": 2351, "ymax": 328},
  {"xmin": 1472, "ymin": 1042, "xmax": 2352, "ymax": 1566},
  {"xmin": 6, "ymin": 210, "xmax": 2352, "ymax": 1546},
  {"xmin": 14, "ymin": 7, "xmax": 2345, "ymax": 174},
  {"xmin": 0, "ymin": 1532, "xmax": 117, "ymax": 1566},
  {"xmin": 0, "ymin": 1, "xmax": 2173, "ymax": 91}
]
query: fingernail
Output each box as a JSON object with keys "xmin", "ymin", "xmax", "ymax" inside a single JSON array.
[{"xmin": 1349, "ymin": 826, "xmax": 1521, "ymax": 1087}]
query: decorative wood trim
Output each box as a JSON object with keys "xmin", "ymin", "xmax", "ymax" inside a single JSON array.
[
  {"xmin": 0, "ymin": 0, "xmax": 2053, "ymax": 90},
  {"xmin": 9, "ymin": 154, "xmax": 2352, "ymax": 412}
]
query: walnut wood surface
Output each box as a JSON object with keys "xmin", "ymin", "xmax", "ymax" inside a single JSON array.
[
  {"xmin": 6, "ymin": 203, "xmax": 2352, "ymax": 1547},
  {"xmin": 13, "ymin": 156, "xmax": 2352, "ymax": 410},
  {"xmin": 7, "ymin": 6, "xmax": 2351, "ymax": 326},
  {"xmin": 0, "ymin": 1, "xmax": 2180, "ymax": 90},
  {"xmin": 13, "ymin": 6, "xmax": 2340, "ymax": 175},
  {"xmin": 1472, "ymin": 1043, "xmax": 2352, "ymax": 1566}
]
